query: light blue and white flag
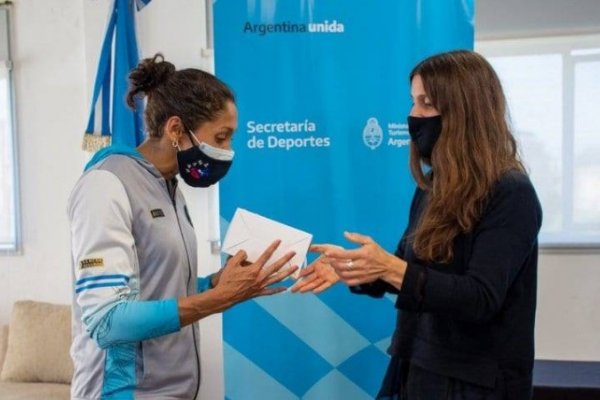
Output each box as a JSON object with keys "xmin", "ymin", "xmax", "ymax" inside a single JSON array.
[
  {"xmin": 83, "ymin": 0, "xmax": 147, "ymax": 152},
  {"xmin": 214, "ymin": 1, "xmax": 474, "ymax": 398}
]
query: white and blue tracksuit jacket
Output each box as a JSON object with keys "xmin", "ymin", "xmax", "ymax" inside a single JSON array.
[{"xmin": 68, "ymin": 146, "xmax": 213, "ymax": 399}]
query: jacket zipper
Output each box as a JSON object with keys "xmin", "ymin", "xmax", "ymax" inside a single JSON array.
[{"xmin": 168, "ymin": 179, "xmax": 201, "ymax": 399}]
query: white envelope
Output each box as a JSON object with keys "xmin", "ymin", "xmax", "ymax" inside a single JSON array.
[{"xmin": 221, "ymin": 208, "xmax": 312, "ymax": 276}]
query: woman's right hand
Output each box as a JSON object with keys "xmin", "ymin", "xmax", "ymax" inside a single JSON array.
[{"xmin": 214, "ymin": 240, "xmax": 298, "ymax": 306}]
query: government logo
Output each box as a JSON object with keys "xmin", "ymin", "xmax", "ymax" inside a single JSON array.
[{"xmin": 363, "ymin": 118, "xmax": 383, "ymax": 150}]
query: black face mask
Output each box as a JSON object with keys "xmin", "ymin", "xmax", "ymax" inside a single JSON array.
[
  {"xmin": 176, "ymin": 133, "xmax": 234, "ymax": 188},
  {"xmin": 407, "ymin": 115, "xmax": 442, "ymax": 158}
]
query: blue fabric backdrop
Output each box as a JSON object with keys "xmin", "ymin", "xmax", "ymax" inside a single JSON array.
[{"xmin": 214, "ymin": 1, "xmax": 474, "ymax": 398}]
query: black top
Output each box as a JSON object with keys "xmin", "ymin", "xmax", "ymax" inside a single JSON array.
[{"xmin": 353, "ymin": 170, "xmax": 542, "ymax": 399}]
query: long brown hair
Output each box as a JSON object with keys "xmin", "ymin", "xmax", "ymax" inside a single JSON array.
[{"xmin": 409, "ymin": 50, "xmax": 524, "ymax": 263}]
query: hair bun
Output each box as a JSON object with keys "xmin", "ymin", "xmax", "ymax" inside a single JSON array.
[{"xmin": 127, "ymin": 53, "xmax": 175, "ymax": 107}]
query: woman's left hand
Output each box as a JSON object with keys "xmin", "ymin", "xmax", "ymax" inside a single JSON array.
[
  {"xmin": 324, "ymin": 231, "xmax": 406, "ymax": 287},
  {"xmin": 290, "ymin": 245, "xmax": 342, "ymax": 294}
]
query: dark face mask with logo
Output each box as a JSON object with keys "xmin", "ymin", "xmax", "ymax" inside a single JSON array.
[
  {"xmin": 407, "ymin": 115, "xmax": 442, "ymax": 158},
  {"xmin": 176, "ymin": 131, "xmax": 234, "ymax": 188}
]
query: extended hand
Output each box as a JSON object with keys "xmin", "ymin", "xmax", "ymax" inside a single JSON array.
[
  {"xmin": 290, "ymin": 245, "xmax": 341, "ymax": 294},
  {"xmin": 325, "ymin": 232, "xmax": 405, "ymax": 287},
  {"xmin": 215, "ymin": 240, "xmax": 298, "ymax": 305}
]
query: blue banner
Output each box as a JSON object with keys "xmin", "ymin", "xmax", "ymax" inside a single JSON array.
[{"xmin": 215, "ymin": 1, "xmax": 473, "ymax": 398}]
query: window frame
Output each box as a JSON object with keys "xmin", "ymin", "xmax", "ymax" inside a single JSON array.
[
  {"xmin": 0, "ymin": 2, "xmax": 21, "ymax": 255},
  {"xmin": 476, "ymin": 33, "xmax": 600, "ymax": 250}
]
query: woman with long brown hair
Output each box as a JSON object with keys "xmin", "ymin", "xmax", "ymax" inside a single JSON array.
[{"xmin": 293, "ymin": 50, "xmax": 542, "ymax": 399}]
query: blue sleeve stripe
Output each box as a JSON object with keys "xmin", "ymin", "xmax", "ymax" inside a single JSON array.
[
  {"xmin": 76, "ymin": 274, "xmax": 130, "ymax": 286},
  {"xmin": 75, "ymin": 281, "xmax": 128, "ymax": 294},
  {"xmin": 197, "ymin": 276, "xmax": 213, "ymax": 293}
]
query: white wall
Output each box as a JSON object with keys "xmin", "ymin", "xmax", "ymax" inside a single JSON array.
[
  {"xmin": 0, "ymin": 3, "xmax": 598, "ymax": 398},
  {"xmin": 476, "ymin": 0, "xmax": 600, "ymax": 39},
  {"xmin": 0, "ymin": 1, "xmax": 88, "ymax": 318},
  {"xmin": 536, "ymin": 251, "xmax": 600, "ymax": 361}
]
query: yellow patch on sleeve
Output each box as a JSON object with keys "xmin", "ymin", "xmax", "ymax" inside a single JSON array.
[{"xmin": 79, "ymin": 258, "xmax": 105, "ymax": 269}]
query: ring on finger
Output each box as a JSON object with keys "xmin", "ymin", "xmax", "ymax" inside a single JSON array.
[{"xmin": 346, "ymin": 260, "xmax": 354, "ymax": 269}]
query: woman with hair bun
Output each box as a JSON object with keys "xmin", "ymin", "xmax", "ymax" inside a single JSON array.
[
  {"xmin": 294, "ymin": 50, "xmax": 543, "ymax": 400},
  {"xmin": 68, "ymin": 54, "xmax": 297, "ymax": 400}
]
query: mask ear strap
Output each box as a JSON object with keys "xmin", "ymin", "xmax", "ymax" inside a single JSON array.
[{"xmin": 188, "ymin": 130, "xmax": 202, "ymax": 146}]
